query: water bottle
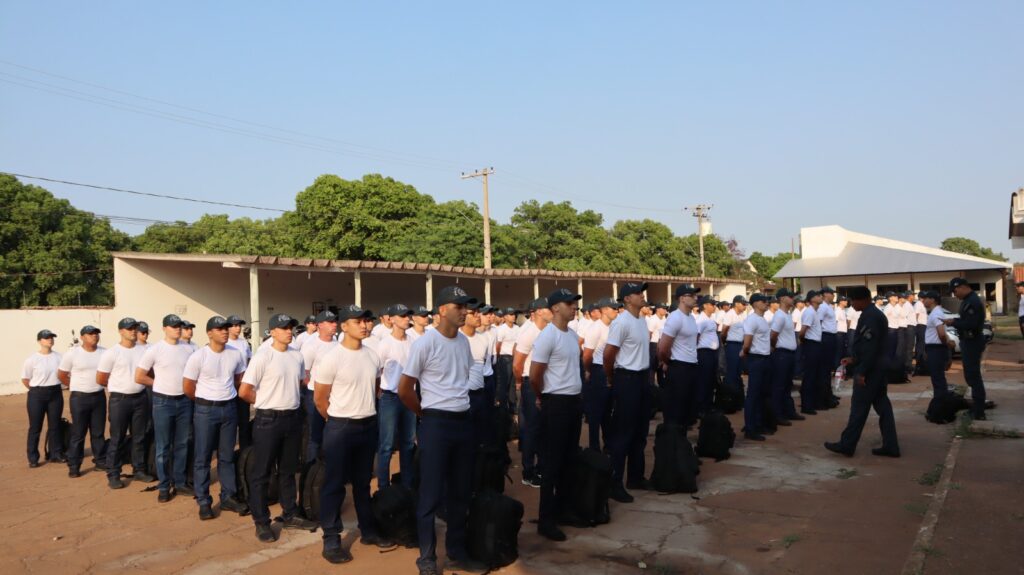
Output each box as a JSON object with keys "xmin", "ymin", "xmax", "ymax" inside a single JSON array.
[{"xmin": 832, "ymin": 365, "xmax": 845, "ymax": 393}]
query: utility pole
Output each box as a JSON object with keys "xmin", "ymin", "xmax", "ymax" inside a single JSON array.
[
  {"xmin": 684, "ymin": 204, "xmax": 713, "ymax": 277},
  {"xmin": 461, "ymin": 167, "xmax": 495, "ymax": 270}
]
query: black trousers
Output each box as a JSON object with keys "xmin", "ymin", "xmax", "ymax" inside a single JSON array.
[
  {"xmin": 68, "ymin": 390, "xmax": 107, "ymax": 469},
  {"xmin": 320, "ymin": 416, "xmax": 379, "ymax": 542},
  {"xmin": 664, "ymin": 360, "xmax": 698, "ymax": 427},
  {"xmin": 649, "ymin": 342, "xmax": 665, "ymax": 386},
  {"xmin": 26, "ymin": 385, "xmax": 64, "ymax": 464},
  {"xmin": 696, "ymin": 348, "xmax": 718, "ymax": 417},
  {"xmin": 914, "ymin": 325, "xmax": 927, "ymax": 369},
  {"xmin": 925, "ymin": 344, "xmax": 949, "ymax": 398},
  {"xmin": 249, "ymin": 408, "xmax": 302, "ymax": 526},
  {"xmin": 800, "ymin": 340, "xmax": 822, "ymax": 410},
  {"xmin": 237, "ymin": 397, "xmax": 253, "ymax": 450},
  {"xmin": 496, "ymin": 355, "xmax": 515, "ymax": 411},
  {"xmin": 608, "ymin": 369, "xmax": 650, "ymax": 487},
  {"xmin": 820, "ymin": 333, "xmax": 838, "ymax": 405},
  {"xmin": 961, "ymin": 339, "xmax": 986, "ymax": 417},
  {"xmin": 838, "ymin": 369, "xmax": 899, "ymax": 452},
  {"xmin": 107, "ymin": 391, "xmax": 149, "ymax": 478},
  {"xmin": 538, "ymin": 394, "xmax": 582, "ymax": 528}
]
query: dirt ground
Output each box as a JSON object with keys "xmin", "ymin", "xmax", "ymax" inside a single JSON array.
[{"xmin": 1, "ymin": 340, "xmax": 1020, "ymax": 575}]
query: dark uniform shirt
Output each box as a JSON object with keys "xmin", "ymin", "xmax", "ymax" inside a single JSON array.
[
  {"xmin": 952, "ymin": 291, "xmax": 985, "ymax": 341},
  {"xmin": 851, "ymin": 304, "xmax": 888, "ymax": 377}
]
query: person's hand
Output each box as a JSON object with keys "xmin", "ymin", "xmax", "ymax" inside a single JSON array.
[
  {"xmin": 855, "ymin": 374, "xmax": 866, "ymax": 387},
  {"xmin": 739, "ymin": 350, "xmax": 747, "ymax": 359},
  {"xmin": 943, "ymin": 318, "xmax": 954, "ymax": 326},
  {"xmin": 535, "ymin": 398, "xmax": 542, "ymax": 410},
  {"xmin": 583, "ymin": 371, "xmax": 591, "ymax": 383},
  {"xmin": 840, "ymin": 356, "xmax": 852, "ymax": 366},
  {"xmin": 947, "ymin": 340, "xmax": 956, "ymax": 350}
]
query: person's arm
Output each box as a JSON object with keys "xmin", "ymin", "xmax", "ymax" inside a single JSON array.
[
  {"xmin": 238, "ymin": 383, "xmax": 257, "ymax": 404},
  {"xmin": 181, "ymin": 351, "xmax": 200, "ymax": 399},
  {"xmin": 398, "ymin": 375, "xmax": 421, "ymax": 416},
  {"xmin": 798, "ymin": 325, "xmax": 808, "ymax": 342},
  {"xmin": 512, "ymin": 351, "xmax": 528, "ymax": 388},
  {"xmin": 740, "ymin": 334, "xmax": 753, "ymax": 358},
  {"xmin": 529, "ymin": 361, "xmax": 547, "ymax": 401},
  {"xmin": 135, "ymin": 368, "xmax": 155, "ymax": 387},
  {"xmin": 183, "ymin": 377, "xmax": 197, "ymax": 399},
  {"xmin": 851, "ymin": 314, "xmax": 885, "ymax": 383},
  {"xmin": 57, "ymin": 369, "xmax": 71, "ymax": 387},
  {"xmin": 720, "ymin": 324, "xmax": 730, "ymax": 345},
  {"xmin": 582, "ymin": 348, "xmax": 595, "ymax": 381},
  {"xmin": 21, "ymin": 378, "xmax": 31, "ymax": 389},
  {"xmin": 770, "ymin": 330, "xmax": 779, "ymax": 351},
  {"xmin": 603, "ymin": 344, "xmax": 619, "ymax": 384},
  {"xmin": 97, "ymin": 372, "xmax": 110, "ymax": 387},
  {"xmin": 657, "ymin": 335, "xmax": 674, "ymax": 365},
  {"xmin": 313, "ymin": 383, "xmax": 331, "ymax": 420}
]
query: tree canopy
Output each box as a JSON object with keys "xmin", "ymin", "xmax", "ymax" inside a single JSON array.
[{"xmin": 940, "ymin": 237, "xmax": 1007, "ymax": 262}]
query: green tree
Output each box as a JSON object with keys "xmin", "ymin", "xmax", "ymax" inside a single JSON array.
[
  {"xmin": 748, "ymin": 251, "xmax": 799, "ymax": 279},
  {"xmin": 0, "ymin": 174, "xmax": 130, "ymax": 307},
  {"xmin": 939, "ymin": 237, "xmax": 1008, "ymax": 262}
]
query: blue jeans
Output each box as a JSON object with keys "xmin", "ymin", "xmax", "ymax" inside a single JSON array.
[
  {"xmin": 193, "ymin": 402, "xmax": 238, "ymax": 507},
  {"xmin": 302, "ymin": 388, "xmax": 325, "ymax": 463},
  {"xmin": 416, "ymin": 412, "xmax": 476, "ymax": 570},
  {"xmin": 376, "ymin": 391, "xmax": 417, "ymax": 489},
  {"xmin": 152, "ymin": 394, "xmax": 193, "ymax": 493}
]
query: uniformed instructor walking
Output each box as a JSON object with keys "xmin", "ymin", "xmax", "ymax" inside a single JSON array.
[{"xmin": 946, "ymin": 278, "xmax": 988, "ymax": 420}]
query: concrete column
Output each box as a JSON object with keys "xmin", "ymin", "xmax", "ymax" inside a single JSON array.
[
  {"xmin": 248, "ymin": 266, "xmax": 260, "ymax": 345},
  {"xmin": 425, "ymin": 273, "xmax": 433, "ymax": 309},
  {"xmin": 485, "ymin": 278, "xmax": 492, "ymax": 304},
  {"xmin": 666, "ymin": 282, "xmax": 672, "ymax": 304},
  {"xmin": 709, "ymin": 282, "xmax": 715, "ymax": 298},
  {"xmin": 612, "ymin": 280, "xmax": 618, "ymax": 299},
  {"xmin": 353, "ymin": 271, "xmax": 362, "ymax": 307},
  {"xmin": 533, "ymin": 277, "xmax": 540, "ymax": 299},
  {"xmin": 577, "ymin": 278, "xmax": 584, "ymax": 303}
]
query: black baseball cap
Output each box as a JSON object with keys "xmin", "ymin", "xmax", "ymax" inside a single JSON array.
[
  {"xmin": 338, "ymin": 304, "xmax": 374, "ymax": 321},
  {"xmin": 548, "ymin": 288, "xmax": 582, "ymax": 307},
  {"xmin": 719, "ymin": 301, "xmax": 731, "ymax": 307},
  {"xmin": 596, "ymin": 297, "xmax": 623, "ymax": 310},
  {"xmin": 182, "ymin": 320, "xmax": 196, "ymax": 329},
  {"xmin": 117, "ymin": 317, "xmax": 139, "ymax": 330},
  {"xmin": 304, "ymin": 315, "xmax": 317, "ymax": 324},
  {"xmin": 494, "ymin": 308, "xmax": 505, "ymax": 317},
  {"xmin": 1016, "ymin": 281, "xmax": 1024, "ymax": 287},
  {"xmin": 206, "ymin": 316, "xmax": 230, "ymax": 331},
  {"xmin": 884, "ymin": 291, "xmax": 896, "ymax": 298},
  {"xmin": 949, "ymin": 277, "xmax": 969, "ymax": 290},
  {"xmin": 388, "ymin": 304, "xmax": 413, "ymax": 318},
  {"xmin": 819, "ymin": 286, "xmax": 836, "ymax": 294},
  {"xmin": 137, "ymin": 322, "xmax": 150, "ymax": 333},
  {"xmin": 732, "ymin": 295, "xmax": 749, "ymax": 305},
  {"xmin": 674, "ymin": 284, "xmax": 701, "ymax": 297},
  {"xmin": 617, "ymin": 282, "xmax": 648, "ymax": 301},
  {"xmin": 920, "ymin": 290, "xmax": 941, "ymax": 300},
  {"xmin": 479, "ymin": 305, "xmax": 497, "ymax": 314},
  {"xmin": 838, "ymin": 295, "xmax": 849, "ymax": 302},
  {"xmin": 436, "ymin": 285, "xmax": 477, "ymax": 307},
  {"xmin": 528, "ymin": 297, "xmax": 549, "ymax": 312},
  {"xmin": 749, "ymin": 293, "xmax": 769, "ymax": 304},
  {"xmin": 315, "ymin": 310, "xmax": 338, "ymax": 323},
  {"xmin": 805, "ymin": 290, "xmax": 819, "ymax": 300},
  {"xmin": 413, "ymin": 306, "xmax": 431, "ymax": 317},
  {"xmin": 162, "ymin": 314, "xmax": 185, "ymax": 328},
  {"xmin": 269, "ymin": 313, "xmax": 299, "ymax": 329},
  {"xmin": 697, "ymin": 295, "xmax": 716, "ymax": 307},
  {"xmin": 775, "ymin": 288, "xmax": 796, "ymax": 299},
  {"xmin": 504, "ymin": 307, "xmax": 519, "ymax": 316},
  {"xmin": 80, "ymin": 325, "xmax": 101, "ymax": 335},
  {"xmin": 36, "ymin": 329, "xmax": 57, "ymax": 340},
  {"xmin": 225, "ymin": 315, "xmax": 246, "ymax": 326}
]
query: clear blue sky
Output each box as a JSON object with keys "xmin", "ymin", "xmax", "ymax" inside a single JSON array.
[{"xmin": 2, "ymin": 1, "xmax": 1022, "ymax": 261}]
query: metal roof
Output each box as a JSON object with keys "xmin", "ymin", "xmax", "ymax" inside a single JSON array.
[{"xmin": 775, "ymin": 243, "xmax": 1011, "ymax": 279}]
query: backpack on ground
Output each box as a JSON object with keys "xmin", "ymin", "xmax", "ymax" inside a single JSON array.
[
  {"xmin": 649, "ymin": 383, "xmax": 662, "ymax": 419},
  {"xmin": 714, "ymin": 383, "xmax": 744, "ymax": 415},
  {"xmin": 696, "ymin": 411, "xmax": 736, "ymax": 462},
  {"xmin": 467, "ymin": 490, "xmax": 523, "ymax": 569},
  {"xmin": 567, "ymin": 447, "xmax": 611, "ymax": 526},
  {"xmin": 925, "ymin": 394, "xmax": 969, "ymax": 424},
  {"xmin": 300, "ymin": 459, "xmax": 325, "ymax": 520},
  {"xmin": 45, "ymin": 417, "xmax": 71, "ymax": 460},
  {"xmin": 651, "ymin": 423, "xmax": 700, "ymax": 493},
  {"xmin": 473, "ymin": 442, "xmax": 511, "ymax": 494},
  {"xmin": 371, "ymin": 484, "xmax": 418, "ymax": 548}
]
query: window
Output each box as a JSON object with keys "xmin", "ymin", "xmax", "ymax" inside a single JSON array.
[
  {"xmin": 985, "ymin": 282, "xmax": 996, "ymax": 302},
  {"xmin": 836, "ymin": 286, "xmax": 862, "ymax": 299}
]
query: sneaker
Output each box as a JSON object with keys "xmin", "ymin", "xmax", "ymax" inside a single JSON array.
[
  {"xmin": 824, "ymin": 442, "xmax": 854, "ymax": 457},
  {"xmin": 199, "ymin": 504, "xmax": 215, "ymax": 520},
  {"xmin": 521, "ymin": 472, "xmax": 535, "ymax": 486},
  {"xmin": 158, "ymin": 490, "xmax": 174, "ymax": 503},
  {"xmin": 281, "ymin": 515, "xmax": 318, "ymax": 531},
  {"xmin": 538, "ymin": 523, "xmax": 567, "ymax": 541},
  {"xmin": 28, "ymin": 461, "xmax": 40, "ymax": 469},
  {"xmin": 529, "ymin": 474, "xmax": 543, "ymax": 488},
  {"xmin": 788, "ymin": 414, "xmax": 806, "ymax": 421},
  {"xmin": 220, "ymin": 497, "xmax": 250, "ymax": 516},
  {"xmin": 176, "ymin": 484, "xmax": 195, "ymax": 497},
  {"xmin": 68, "ymin": 467, "xmax": 82, "ymax": 478},
  {"xmin": 322, "ymin": 544, "xmax": 352, "ymax": 564},
  {"xmin": 445, "ymin": 557, "xmax": 488, "ymax": 573},
  {"xmin": 418, "ymin": 564, "xmax": 440, "ymax": 575},
  {"xmin": 609, "ymin": 485, "xmax": 634, "ymax": 503},
  {"xmin": 255, "ymin": 523, "xmax": 278, "ymax": 543},
  {"xmin": 359, "ymin": 533, "xmax": 395, "ymax": 548},
  {"xmin": 92, "ymin": 459, "xmax": 107, "ymax": 471},
  {"xmin": 108, "ymin": 476, "xmax": 125, "ymax": 490},
  {"xmin": 133, "ymin": 471, "xmax": 156, "ymax": 483}
]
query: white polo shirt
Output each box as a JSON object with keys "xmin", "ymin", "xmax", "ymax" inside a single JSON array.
[
  {"xmin": 793, "ymin": 306, "xmax": 804, "ymax": 330},
  {"xmin": 23, "ymin": 352, "xmax": 62, "ymax": 388},
  {"xmin": 801, "ymin": 306, "xmax": 822, "ymax": 342},
  {"xmin": 818, "ymin": 302, "xmax": 837, "ymax": 334},
  {"xmin": 696, "ymin": 311, "xmax": 720, "ymax": 351},
  {"xmin": 316, "ymin": 345, "xmax": 379, "ymax": 419},
  {"xmin": 724, "ymin": 309, "xmax": 746, "ymax": 343},
  {"xmin": 461, "ymin": 330, "xmax": 494, "ymax": 391},
  {"xmin": 98, "ymin": 344, "xmax": 145, "ymax": 394},
  {"xmin": 497, "ymin": 323, "xmax": 521, "ymax": 356},
  {"xmin": 226, "ymin": 337, "xmax": 251, "ymax": 363},
  {"xmin": 402, "ymin": 328, "xmax": 474, "ymax": 413},
  {"xmin": 771, "ymin": 309, "xmax": 797, "ymax": 351},
  {"xmin": 301, "ymin": 336, "xmax": 336, "ymax": 392},
  {"xmin": 661, "ymin": 309, "xmax": 698, "ymax": 363},
  {"xmin": 606, "ymin": 311, "xmax": 650, "ymax": 371},
  {"xmin": 376, "ymin": 332, "xmax": 412, "ymax": 393},
  {"xmin": 515, "ymin": 321, "xmax": 543, "ymax": 376},
  {"xmin": 242, "ymin": 347, "xmax": 304, "ymax": 410},
  {"xmin": 743, "ymin": 313, "xmax": 772, "ymax": 355},
  {"xmin": 60, "ymin": 346, "xmax": 105, "ymax": 393},
  {"xmin": 583, "ymin": 320, "xmax": 611, "ymax": 366},
  {"xmin": 530, "ymin": 323, "xmax": 583, "ymax": 396},
  {"xmin": 925, "ymin": 307, "xmax": 945, "ymax": 345},
  {"xmin": 183, "ymin": 346, "xmax": 246, "ymax": 401},
  {"xmin": 138, "ymin": 340, "xmax": 195, "ymax": 396}
]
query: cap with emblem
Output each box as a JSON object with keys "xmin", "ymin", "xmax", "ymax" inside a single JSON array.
[
  {"xmin": 594, "ymin": 297, "xmax": 622, "ymax": 310},
  {"xmin": 919, "ymin": 290, "xmax": 940, "ymax": 301},
  {"xmin": 884, "ymin": 291, "xmax": 896, "ymax": 298},
  {"xmin": 775, "ymin": 288, "xmax": 796, "ymax": 299},
  {"xmin": 749, "ymin": 293, "xmax": 769, "ymax": 304},
  {"xmin": 304, "ymin": 315, "xmax": 317, "ymax": 324},
  {"xmin": 617, "ymin": 282, "xmax": 648, "ymax": 301},
  {"xmin": 949, "ymin": 277, "xmax": 969, "ymax": 290},
  {"xmin": 315, "ymin": 310, "xmax": 338, "ymax": 323},
  {"xmin": 697, "ymin": 295, "xmax": 715, "ymax": 307},
  {"xmin": 338, "ymin": 304, "xmax": 374, "ymax": 321},
  {"xmin": 225, "ymin": 315, "xmax": 246, "ymax": 326},
  {"xmin": 435, "ymin": 285, "xmax": 478, "ymax": 307},
  {"xmin": 117, "ymin": 317, "xmax": 139, "ymax": 330},
  {"xmin": 412, "ymin": 306, "xmax": 431, "ymax": 317},
  {"xmin": 805, "ymin": 290, "xmax": 819, "ymax": 300},
  {"xmin": 504, "ymin": 307, "xmax": 519, "ymax": 316},
  {"xmin": 389, "ymin": 304, "xmax": 413, "ymax": 318},
  {"xmin": 674, "ymin": 283, "xmax": 701, "ymax": 298},
  {"xmin": 137, "ymin": 322, "xmax": 150, "ymax": 334},
  {"xmin": 838, "ymin": 295, "xmax": 849, "ymax": 302},
  {"xmin": 36, "ymin": 329, "xmax": 57, "ymax": 340},
  {"xmin": 80, "ymin": 325, "xmax": 101, "ymax": 335},
  {"xmin": 162, "ymin": 314, "xmax": 185, "ymax": 328},
  {"xmin": 479, "ymin": 305, "xmax": 497, "ymax": 314},
  {"xmin": 269, "ymin": 314, "xmax": 299, "ymax": 329},
  {"xmin": 547, "ymin": 288, "xmax": 582, "ymax": 307},
  {"xmin": 182, "ymin": 320, "xmax": 196, "ymax": 329},
  {"xmin": 494, "ymin": 308, "xmax": 505, "ymax": 317},
  {"xmin": 528, "ymin": 297, "xmax": 549, "ymax": 312},
  {"xmin": 732, "ymin": 295, "xmax": 749, "ymax": 305},
  {"xmin": 206, "ymin": 316, "xmax": 230, "ymax": 331},
  {"xmin": 819, "ymin": 286, "xmax": 835, "ymax": 294}
]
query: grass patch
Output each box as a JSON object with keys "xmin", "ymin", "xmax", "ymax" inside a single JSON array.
[
  {"xmin": 992, "ymin": 315, "xmax": 1023, "ymax": 340},
  {"xmin": 950, "ymin": 482, "xmax": 962, "ymax": 490},
  {"xmin": 918, "ymin": 464, "xmax": 944, "ymax": 486},
  {"xmin": 953, "ymin": 412, "xmax": 976, "ymax": 438},
  {"xmin": 782, "ymin": 534, "xmax": 801, "ymax": 549},
  {"xmin": 904, "ymin": 502, "xmax": 928, "ymax": 517},
  {"xmin": 836, "ymin": 467, "xmax": 857, "ymax": 480},
  {"xmin": 917, "ymin": 545, "xmax": 943, "ymax": 558}
]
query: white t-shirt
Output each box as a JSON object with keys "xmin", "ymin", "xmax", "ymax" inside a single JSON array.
[
  {"xmin": 771, "ymin": 309, "xmax": 797, "ymax": 351},
  {"xmin": 884, "ymin": 304, "xmax": 901, "ymax": 329},
  {"xmin": 925, "ymin": 307, "xmax": 945, "ymax": 345},
  {"xmin": 583, "ymin": 320, "xmax": 611, "ymax": 366},
  {"xmin": 836, "ymin": 307, "xmax": 849, "ymax": 334},
  {"xmin": 259, "ymin": 337, "xmax": 298, "ymax": 353},
  {"xmin": 242, "ymin": 347, "xmax": 304, "ymax": 410},
  {"xmin": 515, "ymin": 321, "xmax": 543, "ymax": 376},
  {"xmin": 497, "ymin": 323, "xmax": 520, "ymax": 356},
  {"xmin": 480, "ymin": 326, "xmax": 499, "ymax": 362},
  {"xmin": 915, "ymin": 301, "xmax": 928, "ymax": 324},
  {"xmin": 59, "ymin": 346, "xmax": 105, "ymax": 393},
  {"xmin": 646, "ymin": 315, "xmax": 667, "ymax": 343},
  {"xmin": 801, "ymin": 306, "xmax": 822, "ymax": 342},
  {"xmin": 183, "ymin": 346, "xmax": 246, "ymax": 401},
  {"xmin": 764, "ymin": 309, "xmax": 775, "ymax": 324},
  {"xmin": 371, "ymin": 323, "xmax": 390, "ymax": 341},
  {"xmin": 743, "ymin": 313, "xmax": 772, "ymax": 355},
  {"xmin": 793, "ymin": 306, "xmax": 804, "ymax": 330},
  {"xmin": 137, "ymin": 340, "xmax": 195, "ymax": 396},
  {"xmin": 376, "ymin": 333, "xmax": 412, "ymax": 393},
  {"xmin": 661, "ymin": 309, "xmax": 698, "ymax": 363},
  {"xmin": 294, "ymin": 331, "xmax": 313, "ymax": 349},
  {"xmin": 461, "ymin": 330, "xmax": 494, "ymax": 391},
  {"xmin": 724, "ymin": 309, "xmax": 746, "ymax": 343},
  {"xmin": 818, "ymin": 302, "xmax": 837, "ymax": 334},
  {"xmin": 577, "ymin": 317, "xmax": 593, "ymax": 339},
  {"xmin": 606, "ymin": 311, "xmax": 650, "ymax": 371},
  {"xmin": 847, "ymin": 308, "xmax": 861, "ymax": 331},
  {"xmin": 406, "ymin": 327, "xmax": 427, "ymax": 343},
  {"xmin": 903, "ymin": 301, "xmax": 917, "ymax": 327},
  {"xmin": 98, "ymin": 344, "xmax": 145, "ymax": 394},
  {"xmin": 696, "ymin": 312, "xmax": 720, "ymax": 351},
  {"xmin": 22, "ymin": 352, "xmax": 62, "ymax": 388},
  {"xmin": 301, "ymin": 336, "xmax": 336, "ymax": 391},
  {"xmin": 402, "ymin": 329, "xmax": 474, "ymax": 412},
  {"xmin": 530, "ymin": 324, "xmax": 583, "ymax": 396},
  {"xmin": 315, "ymin": 345, "xmax": 379, "ymax": 419},
  {"xmin": 713, "ymin": 309, "xmax": 725, "ymax": 332},
  {"xmin": 226, "ymin": 337, "xmax": 251, "ymax": 363}
]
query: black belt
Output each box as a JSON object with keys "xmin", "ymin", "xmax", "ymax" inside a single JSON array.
[
  {"xmin": 110, "ymin": 391, "xmax": 144, "ymax": 399},
  {"xmin": 255, "ymin": 408, "xmax": 301, "ymax": 419},
  {"xmin": 541, "ymin": 392, "xmax": 581, "ymax": 401},
  {"xmin": 327, "ymin": 415, "xmax": 377, "ymax": 426},
  {"xmin": 70, "ymin": 389, "xmax": 105, "ymax": 397},
  {"xmin": 381, "ymin": 390, "xmax": 397, "ymax": 396},
  {"xmin": 925, "ymin": 344, "xmax": 947, "ymax": 348},
  {"xmin": 421, "ymin": 408, "xmax": 469, "ymax": 420},
  {"xmin": 748, "ymin": 353, "xmax": 770, "ymax": 359},
  {"xmin": 152, "ymin": 391, "xmax": 188, "ymax": 400},
  {"xmin": 613, "ymin": 367, "xmax": 647, "ymax": 374},
  {"xmin": 194, "ymin": 397, "xmax": 233, "ymax": 407}
]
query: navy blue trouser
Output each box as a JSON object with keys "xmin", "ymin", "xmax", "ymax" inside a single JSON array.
[
  {"xmin": 469, "ymin": 387, "xmax": 491, "ymax": 447},
  {"xmin": 301, "ymin": 387, "xmax": 325, "ymax": 463},
  {"xmin": 68, "ymin": 390, "xmax": 106, "ymax": 469},
  {"xmin": 724, "ymin": 342, "xmax": 744, "ymax": 392},
  {"xmin": 583, "ymin": 368, "xmax": 611, "ymax": 451},
  {"xmin": 107, "ymin": 391, "xmax": 149, "ymax": 478},
  {"xmin": 250, "ymin": 409, "xmax": 302, "ymax": 526},
  {"xmin": 887, "ymin": 328, "xmax": 900, "ymax": 361},
  {"xmin": 925, "ymin": 344, "xmax": 949, "ymax": 398},
  {"xmin": 665, "ymin": 360, "xmax": 699, "ymax": 427},
  {"xmin": 27, "ymin": 385, "xmax": 64, "ymax": 464},
  {"xmin": 696, "ymin": 348, "xmax": 717, "ymax": 417},
  {"xmin": 800, "ymin": 340, "xmax": 822, "ymax": 411},
  {"xmin": 914, "ymin": 325, "xmax": 927, "ymax": 369},
  {"xmin": 320, "ymin": 416, "xmax": 378, "ymax": 542},
  {"xmin": 496, "ymin": 355, "xmax": 516, "ymax": 412},
  {"xmin": 608, "ymin": 369, "xmax": 651, "ymax": 488},
  {"xmin": 771, "ymin": 349, "xmax": 798, "ymax": 419},
  {"xmin": 519, "ymin": 376, "xmax": 542, "ymax": 477},
  {"xmin": 152, "ymin": 393, "xmax": 192, "ymax": 492},
  {"xmin": 416, "ymin": 411, "xmax": 476, "ymax": 569},
  {"xmin": 821, "ymin": 333, "xmax": 838, "ymax": 402},
  {"xmin": 961, "ymin": 339, "xmax": 987, "ymax": 417},
  {"xmin": 539, "ymin": 394, "xmax": 582, "ymax": 527},
  {"xmin": 838, "ymin": 369, "xmax": 898, "ymax": 453},
  {"xmin": 193, "ymin": 401, "xmax": 238, "ymax": 507},
  {"xmin": 377, "ymin": 391, "xmax": 417, "ymax": 489},
  {"xmin": 835, "ymin": 333, "xmax": 849, "ymax": 369},
  {"xmin": 744, "ymin": 354, "xmax": 770, "ymax": 434}
]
